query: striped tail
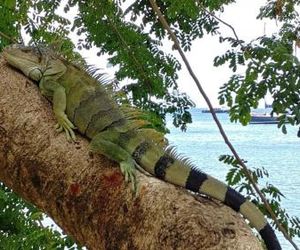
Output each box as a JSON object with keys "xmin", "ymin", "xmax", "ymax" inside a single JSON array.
[{"xmin": 131, "ymin": 142, "xmax": 281, "ymax": 250}]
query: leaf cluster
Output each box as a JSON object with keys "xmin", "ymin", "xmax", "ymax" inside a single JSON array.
[
  {"xmin": 0, "ymin": 183, "xmax": 81, "ymax": 249},
  {"xmin": 258, "ymin": 0, "xmax": 300, "ymax": 21},
  {"xmin": 0, "ymin": 0, "xmax": 21, "ymax": 49},
  {"xmin": 215, "ymin": 2, "xmax": 300, "ymax": 135},
  {"xmin": 124, "ymin": 0, "xmax": 224, "ymax": 51}
]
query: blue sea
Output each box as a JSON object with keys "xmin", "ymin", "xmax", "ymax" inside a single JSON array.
[{"xmin": 166, "ymin": 108, "xmax": 300, "ymax": 249}]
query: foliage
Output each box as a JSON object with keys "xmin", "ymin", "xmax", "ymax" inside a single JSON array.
[
  {"xmin": 0, "ymin": 184, "xmax": 81, "ymax": 249},
  {"xmin": 123, "ymin": 0, "xmax": 224, "ymax": 50},
  {"xmin": 0, "ymin": 0, "xmax": 19, "ymax": 49},
  {"xmin": 219, "ymin": 154, "xmax": 300, "ymax": 239},
  {"xmin": 216, "ymin": 1, "xmax": 300, "ymax": 135}
]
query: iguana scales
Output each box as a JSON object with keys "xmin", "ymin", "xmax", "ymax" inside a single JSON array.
[{"xmin": 3, "ymin": 44, "xmax": 281, "ymax": 250}]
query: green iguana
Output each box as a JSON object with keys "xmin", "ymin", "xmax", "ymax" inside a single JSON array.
[{"xmin": 3, "ymin": 44, "xmax": 281, "ymax": 250}]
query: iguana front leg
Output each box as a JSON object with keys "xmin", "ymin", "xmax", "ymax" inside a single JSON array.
[{"xmin": 39, "ymin": 79, "xmax": 76, "ymax": 141}]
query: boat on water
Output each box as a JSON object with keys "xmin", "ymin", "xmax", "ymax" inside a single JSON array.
[
  {"xmin": 250, "ymin": 113, "xmax": 288, "ymax": 124},
  {"xmin": 265, "ymin": 103, "xmax": 272, "ymax": 109},
  {"xmin": 202, "ymin": 107, "xmax": 229, "ymax": 113}
]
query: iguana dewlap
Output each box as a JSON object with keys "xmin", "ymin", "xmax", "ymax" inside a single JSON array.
[{"xmin": 3, "ymin": 44, "xmax": 281, "ymax": 250}]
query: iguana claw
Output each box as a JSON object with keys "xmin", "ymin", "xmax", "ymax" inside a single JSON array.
[
  {"xmin": 55, "ymin": 113, "xmax": 76, "ymax": 141},
  {"xmin": 120, "ymin": 161, "xmax": 138, "ymax": 194}
]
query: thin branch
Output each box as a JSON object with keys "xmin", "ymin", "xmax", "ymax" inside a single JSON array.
[
  {"xmin": 0, "ymin": 30, "xmax": 18, "ymax": 44},
  {"xmin": 200, "ymin": 6, "xmax": 261, "ymax": 68},
  {"xmin": 201, "ymin": 8, "xmax": 244, "ymax": 47},
  {"xmin": 148, "ymin": 1, "xmax": 299, "ymax": 249}
]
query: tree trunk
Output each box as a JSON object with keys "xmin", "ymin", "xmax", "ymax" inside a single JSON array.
[{"xmin": 0, "ymin": 57, "xmax": 263, "ymax": 249}]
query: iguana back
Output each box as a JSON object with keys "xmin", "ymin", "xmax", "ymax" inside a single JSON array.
[{"xmin": 58, "ymin": 64, "xmax": 126, "ymax": 138}]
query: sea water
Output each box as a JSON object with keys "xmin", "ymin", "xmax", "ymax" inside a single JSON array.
[{"xmin": 166, "ymin": 108, "xmax": 300, "ymax": 249}]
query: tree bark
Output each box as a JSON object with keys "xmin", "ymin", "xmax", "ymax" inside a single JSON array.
[{"xmin": 0, "ymin": 57, "xmax": 263, "ymax": 250}]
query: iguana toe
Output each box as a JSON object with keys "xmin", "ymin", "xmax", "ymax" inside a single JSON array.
[
  {"xmin": 120, "ymin": 161, "xmax": 137, "ymax": 193},
  {"xmin": 55, "ymin": 113, "xmax": 77, "ymax": 141}
]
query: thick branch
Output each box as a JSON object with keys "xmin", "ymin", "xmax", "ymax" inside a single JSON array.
[{"xmin": 0, "ymin": 57, "xmax": 262, "ymax": 249}]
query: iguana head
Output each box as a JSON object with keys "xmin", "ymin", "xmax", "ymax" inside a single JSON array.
[{"xmin": 3, "ymin": 44, "xmax": 43, "ymax": 81}]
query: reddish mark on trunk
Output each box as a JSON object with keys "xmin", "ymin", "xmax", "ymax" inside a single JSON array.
[
  {"xmin": 139, "ymin": 185, "xmax": 147, "ymax": 195},
  {"xmin": 102, "ymin": 170, "xmax": 123, "ymax": 188},
  {"xmin": 68, "ymin": 183, "xmax": 81, "ymax": 196}
]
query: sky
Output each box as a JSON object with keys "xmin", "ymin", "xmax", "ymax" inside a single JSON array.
[{"xmin": 62, "ymin": 0, "xmax": 300, "ymax": 108}]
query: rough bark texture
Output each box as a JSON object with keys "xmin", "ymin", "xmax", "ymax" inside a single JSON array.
[{"xmin": 0, "ymin": 57, "xmax": 263, "ymax": 250}]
